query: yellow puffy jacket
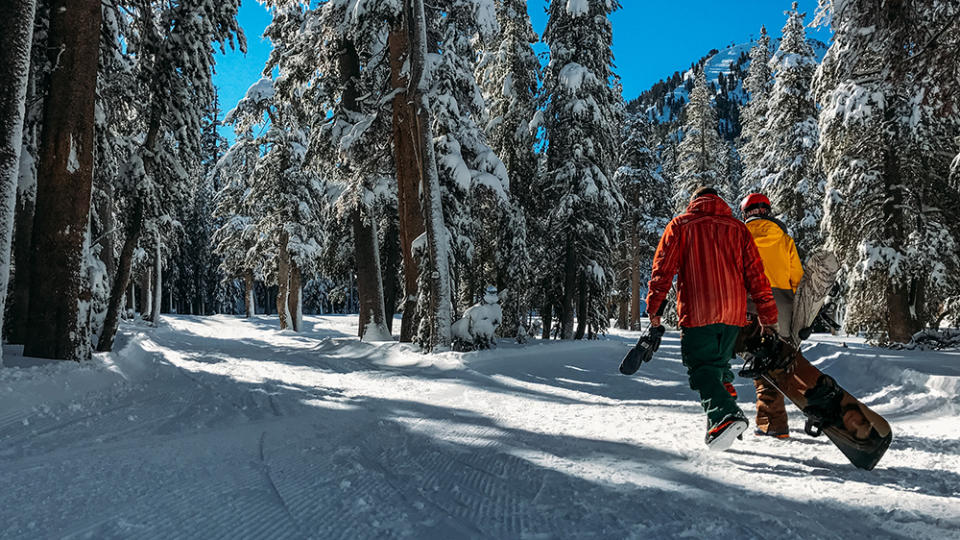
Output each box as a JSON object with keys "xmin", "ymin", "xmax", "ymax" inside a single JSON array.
[{"xmin": 746, "ymin": 217, "xmax": 803, "ymax": 292}]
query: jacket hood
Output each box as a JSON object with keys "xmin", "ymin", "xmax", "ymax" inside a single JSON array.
[{"xmin": 686, "ymin": 194, "xmax": 733, "ymax": 217}]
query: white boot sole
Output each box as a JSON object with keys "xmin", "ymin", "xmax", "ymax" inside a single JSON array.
[{"xmin": 707, "ymin": 420, "xmax": 748, "ymax": 452}]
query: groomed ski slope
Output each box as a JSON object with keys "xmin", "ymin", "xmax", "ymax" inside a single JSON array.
[{"xmin": 1, "ymin": 315, "xmax": 958, "ymax": 539}]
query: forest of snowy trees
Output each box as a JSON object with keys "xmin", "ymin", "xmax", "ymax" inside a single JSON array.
[{"xmin": 0, "ymin": 0, "xmax": 959, "ymax": 362}]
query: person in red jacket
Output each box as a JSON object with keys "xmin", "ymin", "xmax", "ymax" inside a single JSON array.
[{"xmin": 647, "ymin": 187, "xmax": 778, "ymax": 450}]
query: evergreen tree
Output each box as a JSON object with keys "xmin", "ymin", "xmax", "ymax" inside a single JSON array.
[
  {"xmin": 757, "ymin": 3, "xmax": 822, "ymax": 254},
  {"xmin": 815, "ymin": 0, "xmax": 960, "ymax": 342},
  {"xmin": 540, "ymin": 0, "xmax": 624, "ymax": 340},
  {"xmin": 674, "ymin": 69, "xmax": 729, "ymax": 210},
  {"xmin": 98, "ymin": 0, "xmax": 245, "ymax": 352},
  {"xmin": 475, "ymin": 0, "xmax": 539, "ymax": 336},
  {"xmin": 615, "ymin": 114, "xmax": 670, "ymax": 329},
  {"xmin": 740, "ymin": 25, "xmax": 773, "ymax": 191}
]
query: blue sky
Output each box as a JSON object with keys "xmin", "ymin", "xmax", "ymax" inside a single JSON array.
[{"xmin": 213, "ymin": 1, "xmax": 830, "ymax": 128}]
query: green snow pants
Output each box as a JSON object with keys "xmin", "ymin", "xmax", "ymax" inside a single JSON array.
[{"xmin": 681, "ymin": 323, "xmax": 744, "ymax": 430}]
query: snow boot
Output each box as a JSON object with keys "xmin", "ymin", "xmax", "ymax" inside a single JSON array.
[
  {"xmin": 706, "ymin": 414, "xmax": 749, "ymax": 451},
  {"xmin": 755, "ymin": 428, "xmax": 790, "ymax": 439}
]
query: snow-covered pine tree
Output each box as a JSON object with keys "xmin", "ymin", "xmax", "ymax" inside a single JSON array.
[
  {"xmin": 615, "ymin": 114, "xmax": 670, "ymax": 330},
  {"xmin": 475, "ymin": 0, "xmax": 539, "ymax": 337},
  {"xmin": 756, "ymin": 3, "xmax": 822, "ymax": 255},
  {"xmin": 0, "ymin": 0, "xmax": 37, "ymax": 364},
  {"xmin": 424, "ymin": 0, "xmax": 520, "ymax": 332},
  {"xmin": 673, "ymin": 69, "xmax": 729, "ymax": 211},
  {"xmin": 541, "ymin": 0, "xmax": 624, "ymax": 340},
  {"xmin": 226, "ymin": 74, "xmax": 323, "ymax": 333},
  {"xmin": 815, "ymin": 0, "xmax": 960, "ymax": 343},
  {"xmin": 212, "ymin": 120, "xmax": 260, "ymax": 318},
  {"xmin": 302, "ymin": 0, "xmax": 396, "ymax": 341},
  {"xmin": 739, "ymin": 26, "xmax": 773, "ymax": 191},
  {"xmin": 98, "ymin": 0, "xmax": 244, "ymax": 352},
  {"xmin": 23, "ymin": 0, "xmax": 101, "ymax": 360}
]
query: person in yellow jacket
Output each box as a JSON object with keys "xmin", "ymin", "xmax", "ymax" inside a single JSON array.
[{"xmin": 740, "ymin": 193, "xmax": 803, "ymax": 438}]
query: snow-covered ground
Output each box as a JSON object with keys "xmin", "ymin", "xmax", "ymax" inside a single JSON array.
[{"xmin": 1, "ymin": 315, "xmax": 958, "ymax": 539}]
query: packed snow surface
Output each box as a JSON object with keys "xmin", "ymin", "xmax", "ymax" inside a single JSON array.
[{"xmin": 1, "ymin": 315, "xmax": 959, "ymax": 539}]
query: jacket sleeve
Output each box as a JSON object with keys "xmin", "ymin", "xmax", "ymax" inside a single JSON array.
[
  {"xmin": 743, "ymin": 228, "xmax": 778, "ymax": 326},
  {"xmin": 787, "ymin": 237, "xmax": 804, "ymax": 291},
  {"xmin": 646, "ymin": 218, "xmax": 682, "ymax": 317}
]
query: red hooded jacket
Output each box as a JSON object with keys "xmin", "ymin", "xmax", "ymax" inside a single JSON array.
[{"xmin": 646, "ymin": 194, "xmax": 777, "ymax": 328}]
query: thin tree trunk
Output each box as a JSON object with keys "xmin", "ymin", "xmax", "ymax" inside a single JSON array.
[
  {"xmin": 389, "ymin": 22, "xmax": 426, "ymax": 343},
  {"xmin": 0, "ymin": 0, "xmax": 37, "ymax": 362},
  {"xmin": 24, "ymin": 0, "xmax": 102, "ymax": 360},
  {"xmin": 150, "ymin": 230, "xmax": 161, "ymax": 326},
  {"xmin": 243, "ymin": 269, "xmax": 255, "ymax": 318},
  {"xmin": 574, "ymin": 272, "xmax": 587, "ymax": 340},
  {"xmin": 540, "ymin": 297, "xmax": 552, "ymax": 340},
  {"xmin": 560, "ymin": 237, "xmax": 577, "ymax": 340},
  {"xmin": 97, "ymin": 199, "xmax": 143, "ymax": 352},
  {"xmin": 128, "ymin": 282, "xmax": 135, "ymax": 313},
  {"xmin": 288, "ymin": 261, "xmax": 301, "ymax": 332},
  {"xmin": 275, "ymin": 231, "xmax": 290, "ymax": 330},
  {"xmin": 629, "ymin": 226, "xmax": 642, "ymax": 330},
  {"xmin": 381, "ymin": 217, "xmax": 401, "ymax": 333}
]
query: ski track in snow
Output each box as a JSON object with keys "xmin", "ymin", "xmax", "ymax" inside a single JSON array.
[{"xmin": 1, "ymin": 315, "xmax": 959, "ymax": 539}]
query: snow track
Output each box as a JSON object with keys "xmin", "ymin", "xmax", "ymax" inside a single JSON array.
[{"xmin": 1, "ymin": 315, "xmax": 958, "ymax": 539}]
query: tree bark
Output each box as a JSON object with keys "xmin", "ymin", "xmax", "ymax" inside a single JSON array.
[
  {"xmin": 275, "ymin": 231, "xmax": 290, "ymax": 330},
  {"xmin": 243, "ymin": 269, "xmax": 255, "ymax": 318},
  {"xmin": 0, "ymin": 0, "xmax": 37, "ymax": 361},
  {"xmin": 7, "ymin": 191, "xmax": 34, "ymax": 344},
  {"xmin": 388, "ymin": 23, "xmax": 426, "ymax": 343},
  {"xmin": 96, "ymin": 199, "xmax": 143, "ymax": 352},
  {"xmin": 24, "ymin": 0, "xmax": 101, "ymax": 360},
  {"xmin": 150, "ymin": 230, "xmax": 161, "ymax": 326},
  {"xmin": 560, "ymin": 237, "xmax": 577, "ymax": 340},
  {"xmin": 353, "ymin": 208, "xmax": 390, "ymax": 340},
  {"xmin": 288, "ymin": 260, "xmax": 301, "ymax": 332},
  {"xmin": 540, "ymin": 296, "xmax": 553, "ymax": 340},
  {"xmin": 141, "ymin": 268, "xmax": 152, "ymax": 319},
  {"xmin": 629, "ymin": 226, "xmax": 642, "ymax": 330},
  {"xmin": 574, "ymin": 272, "xmax": 587, "ymax": 340},
  {"xmin": 381, "ymin": 217, "xmax": 401, "ymax": 333}
]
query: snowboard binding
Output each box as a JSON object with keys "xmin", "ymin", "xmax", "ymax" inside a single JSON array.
[
  {"xmin": 801, "ymin": 374, "xmax": 844, "ymax": 437},
  {"xmin": 619, "ymin": 325, "xmax": 666, "ymax": 375},
  {"xmin": 738, "ymin": 331, "xmax": 796, "ymax": 379}
]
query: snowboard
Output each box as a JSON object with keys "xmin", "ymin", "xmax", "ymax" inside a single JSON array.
[
  {"xmin": 791, "ymin": 250, "xmax": 840, "ymax": 344},
  {"xmin": 738, "ymin": 326, "xmax": 893, "ymax": 470}
]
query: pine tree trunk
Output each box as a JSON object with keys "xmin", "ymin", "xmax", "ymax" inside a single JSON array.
[
  {"xmin": 7, "ymin": 189, "xmax": 34, "ymax": 344},
  {"xmin": 388, "ymin": 25, "xmax": 426, "ymax": 344},
  {"xmin": 142, "ymin": 269, "xmax": 152, "ymax": 319},
  {"xmin": 97, "ymin": 184, "xmax": 116, "ymax": 280},
  {"xmin": 150, "ymin": 230, "xmax": 161, "ymax": 326},
  {"xmin": 24, "ymin": 0, "xmax": 101, "ymax": 360},
  {"xmin": 288, "ymin": 261, "xmax": 301, "ymax": 332},
  {"xmin": 540, "ymin": 289, "xmax": 553, "ymax": 340},
  {"xmin": 0, "ymin": 0, "xmax": 37, "ymax": 361},
  {"xmin": 560, "ymin": 237, "xmax": 577, "ymax": 340},
  {"xmin": 353, "ymin": 207, "xmax": 389, "ymax": 340},
  {"xmin": 574, "ymin": 272, "xmax": 587, "ymax": 340},
  {"xmin": 276, "ymin": 232, "xmax": 290, "ymax": 330},
  {"xmin": 406, "ymin": 0, "xmax": 452, "ymax": 351},
  {"xmin": 96, "ymin": 198, "xmax": 144, "ymax": 352},
  {"xmin": 381, "ymin": 218, "xmax": 401, "ymax": 333},
  {"xmin": 128, "ymin": 282, "xmax": 135, "ymax": 313},
  {"xmin": 629, "ymin": 226, "xmax": 642, "ymax": 330},
  {"xmin": 243, "ymin": 270, "xmax": 255, "ymax": 318}
]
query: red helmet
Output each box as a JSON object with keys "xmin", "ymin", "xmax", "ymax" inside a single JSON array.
[{"xmin": 740, "ymin": 193, "xmax": 771, "ymax": 215}]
